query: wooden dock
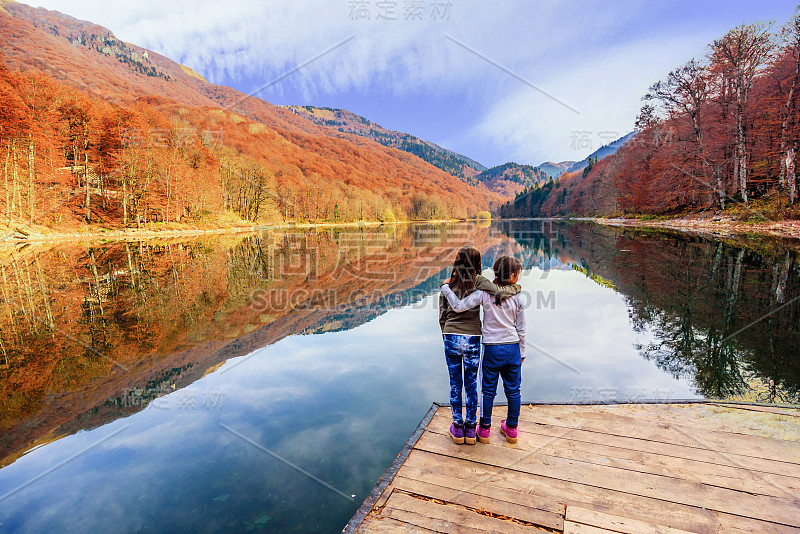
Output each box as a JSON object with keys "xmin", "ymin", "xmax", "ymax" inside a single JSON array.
[{"xmin": 344, "ymin": 401, "xmax": 800, "ymax": 533}]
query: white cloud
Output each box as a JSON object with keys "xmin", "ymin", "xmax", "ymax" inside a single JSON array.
[
  {"xmin": 29, "ymin": 0, "xmax": 789, "ymax": 164},
  {"xmin": 30, "ymin": 1, "xmax": 644, "ymax": 93},
  {"xmin": 472, "ymin": 33, "xmax": 711, "ymax": 163}
]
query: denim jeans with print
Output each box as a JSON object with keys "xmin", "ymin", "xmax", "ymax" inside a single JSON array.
[{"xmin": 443, "ymin": 334, "xmax": 481, "ymax": 426}]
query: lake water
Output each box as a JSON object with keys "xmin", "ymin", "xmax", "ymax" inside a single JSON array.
[{"xmin": 0, "ymin": 220, "xmax": 798, "ymax": 533}]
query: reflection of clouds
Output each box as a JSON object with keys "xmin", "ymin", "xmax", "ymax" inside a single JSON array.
[
  {"xmin": 0, "ymin": 248, "xmax": 699, "ymax": 532},
  {"xmin": 515, "ymin": 269, "xmax": 698, "ymax": 402}
]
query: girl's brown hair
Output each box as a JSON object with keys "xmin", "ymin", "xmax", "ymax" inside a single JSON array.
[
  {"xmin": 493, "ymin": 256, "xmax": 522, "ymax": 286},
  {"xmin": 449, "ymin": 246, "xmax": 482, "ymax": 295}
]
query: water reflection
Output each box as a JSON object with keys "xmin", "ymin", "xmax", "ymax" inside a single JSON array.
[
  {"xmin": 0, "ymin": 224, "xmax": 504, "ymax": 468},
  {"xmin": 499, "ymin": 221, "xmax": 800, "ymax": 402},
  {"xmin": 0, "ymin": 221, "xmax": 798, "ymax": 533}
]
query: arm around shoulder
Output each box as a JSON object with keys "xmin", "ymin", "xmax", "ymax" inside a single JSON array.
[
  {"xmin": 475, "ymin": 274, "xmax": 521, "ymax": 303},
  {"xmin": 441, "ymin": 283, "xmax": 482, "ymax": 312}
]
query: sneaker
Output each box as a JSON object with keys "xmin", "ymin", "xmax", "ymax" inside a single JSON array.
[
  {"xmin": 464, "ymin": 425, "xmax": 477, "ymax": 445},
  {"xmin": 449, "ymin": 423, "xmax": 465, "ymax": 444},
  {"xmin": 477, "ymin": 425, "xmax": 491, "ymax": 444},
  {"xmin": 500, "ymin": 420, "xmax": 518, "ymax": 444}
]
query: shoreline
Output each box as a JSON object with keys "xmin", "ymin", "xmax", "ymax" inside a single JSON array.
[
  {"xmin": 0, "ymin": 218, "xmax": 469, "ymax": 247},
  {"xmin": 6, "ymin": 214, "xmax": 800, "ymax": 246},
  {"xmin": 592, "ymin": 216, "xmax": 800, "ymax": 241}
]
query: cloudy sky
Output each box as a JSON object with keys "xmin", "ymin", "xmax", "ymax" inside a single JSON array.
[{"xmin": 32, "ymin": 0, "xmax": 799, "ymax": 167}]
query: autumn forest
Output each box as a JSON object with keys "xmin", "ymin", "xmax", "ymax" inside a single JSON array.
[
  {"xmin": 0, "ymin": 2, "xmax": 507, "ymax": 238},
  {"xmin": 6, "ymin": 2, "xmax": 800, "ymax": 233},
  {"xmin": 503, "ymin": 8, "xmax": 800, "ymax": 220}
]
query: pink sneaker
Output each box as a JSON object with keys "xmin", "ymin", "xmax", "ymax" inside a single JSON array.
[
  {"xmin": 500, "ymin": 420, "xmax": 518, "ymax": 444},
  {"xmin": 477, "ymin": 425, "xmax": 491, "ymax": 444},
  {"xmin": 449, "ymin": 424, "xmax": 465, "ymax": 444}
]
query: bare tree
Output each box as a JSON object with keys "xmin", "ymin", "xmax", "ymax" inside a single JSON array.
[
  {"xmin": 711, "ymin": 22, "xmax": 774, "ymax": 205},
  {"xmin": 780, "ymin": 7, "xmax": 800, "ymax": 204},
  {"xmin": 646, "ymin": 59, "xmax": 719, "ymax": 206}
]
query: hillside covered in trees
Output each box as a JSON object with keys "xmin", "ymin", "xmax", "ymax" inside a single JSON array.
[
  {"xmin": 502, "ymin": 8, "xmax": 800, "ymax": 220},
  {"xmin": 475, "ymin": 162, "xmax": 551, "ymax": 197},
  {"xmin": 537, "ymin": 161, "xmax": 576, "ymax": 179},
  {"xmin": 563, "ymin": 132, "xmax": 635, "ymax": 175},
  {"xmin": 0, "ymin": 2, "xmax": 506, "ymax": 236},
  {"xmin": 284, "ymin": 105, "xmax": 487, "ymax": 181}
]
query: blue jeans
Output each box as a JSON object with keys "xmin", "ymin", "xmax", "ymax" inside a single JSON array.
[
  {"xmin": 480, "ymin": 343, "xmax": 521, "ymax": 428},
  {"xmin": 443, "ymin": 334, "xmax": 481, "ymax": 426}
]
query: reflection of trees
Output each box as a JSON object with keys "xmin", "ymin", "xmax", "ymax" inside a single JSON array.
[
  {"xmin": 0, "ymin": 240, "xmax": 232, "ymax": 461},
  {"xmin": 0, "ymin": 223, "xmax": 509, "ymax": 465},
  {"xmin": 630, "ymin": 245, "xmax": 749, "ymax": 399},
  {"xmin": 624, "ymin": 234, "xmax": 798, "ymax": 402},
  {"xmin": 500, "ymin": 221, "xmax": 800, "ymax": 403}
]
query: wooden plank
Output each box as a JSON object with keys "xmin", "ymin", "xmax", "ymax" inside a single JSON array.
[
  {"xmin": 429, "ymin": 410, "xmax": 799, "ymax": 479},
  {"xmin": 424, "ymin": 419, "xmax": 800, "ymax": 499},
  {"xmin": 392, "ymin": 473, "xmax": 564, "ymax": 530},
  {"xmin": 513, "ymin": 406, "xmax": 800, "ymax": 464},
  {"xmin": 565, "ymin": 506, "xmax": 695, "ymax": 534},
  {"xmin": 396, "ymin": 463, "xmax": 566, "ymax": 516},
  {"xmin": 414, "ymin": 432, "xmax": 800, "ymax": 528},
  {"xmin": 404, "ymin": 448, "xmax": 782, "ymax": 534},
  {"xmin": 532, "ymin": 403, "xmax": 800, "ymax": 441},
  {"xmin": 374, "ymin": 484, "xmax": 394, "ymax": 511},
  {"xmin": 506, "ymin": 411, "xmax": 800, "ymax": 474},
  {"xmin": 382, "ymin": 491, "xmax": 544, "ymax": 534},
  {"xmin": 380, "ymin": 507, "xmax": 482, "ymax": 534},
  {"xmin": 358, "ymin": 515, "xmax": 436, "ymax": 533},
  {"xmin": 528, "ymin": 403, "xmax": 800, "ymax": 450},
  {"xmin": 355, "ymin": 405, "xmax": 800, "ymax": 533},
  {"xmin": 348, "ymin": 402, "xmax": 442, "ymax": 534},
  {"xmin": 564, "ymin": 521, "xmax": 617, "ymax": 534},
  {"xmin": 711, "ymin": 403, "xmax": 800, "ymax": 418}
]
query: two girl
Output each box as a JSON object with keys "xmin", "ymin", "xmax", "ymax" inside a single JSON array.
[{"xmin": 438, "ymin": 247, "xmax": 524, "ymax": 444}]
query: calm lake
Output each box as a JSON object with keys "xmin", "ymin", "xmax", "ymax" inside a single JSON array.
[{"xmin": 0, "ymin": 220, "xmax": 798, "ymax": 533}]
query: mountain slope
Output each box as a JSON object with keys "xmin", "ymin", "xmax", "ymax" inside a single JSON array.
[
  {"xmin": 565, "ymin": 132, "xmax": 635, "ymax": 174},
  {"xmin": 537, "ymin": 161, "xmax": 576, "ymax": 179},
  {"xmin": 475, "ymin": 162, "xmax": 551, "ymax": 197},
  {"xmin": 0, "ymin": 1, "xmax": 505, "ymax": 228},
  {"xmin": 284, "ymin": 105, "xmax": 486, "ymax": 180}
]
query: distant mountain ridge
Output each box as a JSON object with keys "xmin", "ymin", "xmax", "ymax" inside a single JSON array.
[
  {"xmin": 475, "ymin": 162, "xmax": 551, "ymax": 197},
  {"xmin": 537, "ymin": 161, "xmax": 576, "ymax": 179},
  {"xmin": 566, "ymin": 132, "xmax": 635, "ymax": 174},
  {"xmin": 284, "ymin": 105, "xmax": 487, "ymax": 179}
]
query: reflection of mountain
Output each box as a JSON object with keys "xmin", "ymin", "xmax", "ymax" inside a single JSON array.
[
  {"xmin": 4, "ymin": 221, "xmax": 798, "ymax": 467},
  {"xmin": 0, "ymin": 224, "xmax": 507, "ymax": 466},
  {"xmin": 498, "ymin": 221, "xmax": 800, "ymax": 403},
  {"xmin": 300, "ymin": 266, "xmax": 451, "ymax": 335}
]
